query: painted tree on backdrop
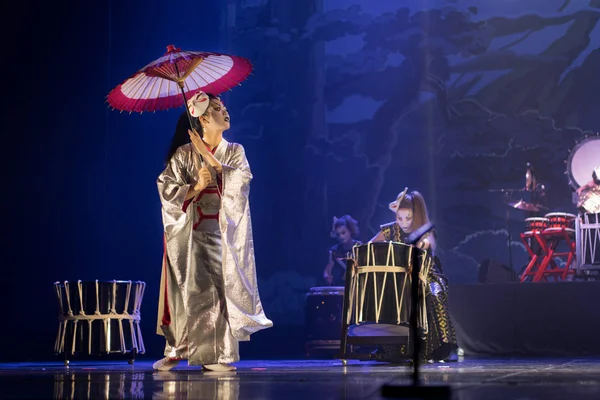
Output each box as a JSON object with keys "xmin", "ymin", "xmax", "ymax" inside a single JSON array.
[
  {"xmin": 302, "ymin": 2, "xmax": 600, "ymax": 282},
  {"xmin": 229, "ymin": 0, "xmax": 600, "ymax": 294}
]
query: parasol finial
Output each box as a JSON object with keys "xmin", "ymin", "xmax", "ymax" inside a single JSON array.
[{"xmin": 165, "ymin": 44, "xmax": 180, "ymax": 54}]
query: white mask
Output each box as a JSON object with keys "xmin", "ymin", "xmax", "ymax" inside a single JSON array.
[{"xmin": 187, "ymin": 91, "xmax": 210, "ymax": 117}]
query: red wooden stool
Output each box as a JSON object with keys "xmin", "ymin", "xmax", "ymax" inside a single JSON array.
[
  {"xmin": 519, "ymin": 217, "xmax": 548, "ymax": 282},
  {"xmin": 520, "ymin": 213, "xmax": 577, "ymax": 282}
]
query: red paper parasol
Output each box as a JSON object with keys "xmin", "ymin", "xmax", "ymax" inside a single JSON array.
[{"xmin": 107, "ymin": 45, "xmax": 252, "ymax": 116}]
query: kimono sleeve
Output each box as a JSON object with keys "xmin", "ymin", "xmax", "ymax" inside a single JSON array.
[{"xmin": 157, "ymin": 150, "xmax": 193, "ymax": 237}]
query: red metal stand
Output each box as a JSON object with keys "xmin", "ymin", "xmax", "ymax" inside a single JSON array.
[{"xmin": 520, "ymin": 228, "xmax": 576, "ymax": 282}]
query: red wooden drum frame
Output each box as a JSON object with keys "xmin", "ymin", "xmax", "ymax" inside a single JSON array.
[{"xmin": 520, "ymin": 212, "xmax": 576, "ymax": 283}]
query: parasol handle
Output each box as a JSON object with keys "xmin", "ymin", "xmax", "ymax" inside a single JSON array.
[{"xmin": 174, "ymin": 63, "xmax": 204, "ymax": 162}]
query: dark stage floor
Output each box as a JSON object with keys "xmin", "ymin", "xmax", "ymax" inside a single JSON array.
[{"xmin": 1, "ymin": 357, "xmax": 599, "ymax": 399}]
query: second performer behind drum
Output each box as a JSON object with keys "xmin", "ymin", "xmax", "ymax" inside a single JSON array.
[{"xmin": 324, "ymin": 215, "xmax": 362, "ymax": 286}]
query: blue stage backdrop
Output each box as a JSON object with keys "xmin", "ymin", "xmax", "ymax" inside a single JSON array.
[{"xmin": 3, "ymin": 0, "xmax": 600, "ymax": 361}]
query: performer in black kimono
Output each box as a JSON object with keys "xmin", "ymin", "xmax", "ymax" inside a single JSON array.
[{"xmin": 370, "ymin": 188, "xmax": 458, "ymax": 362}]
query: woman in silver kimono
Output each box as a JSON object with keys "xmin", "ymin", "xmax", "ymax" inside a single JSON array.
[{"xmin": 153, "ymin": 91, "xmax": 273, "ymax": 372}]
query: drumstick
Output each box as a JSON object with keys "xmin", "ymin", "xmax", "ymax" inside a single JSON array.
[{"xmin": 406, "ymin": 222, "xmax": 435, "ymax": 246}]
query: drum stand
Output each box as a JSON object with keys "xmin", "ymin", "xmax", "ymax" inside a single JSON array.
[
  {"xmin": 54, "ymin": 280, "xmax": 146, "ymax": 366},
  {"xmin": 574, "ymin": 213, "xmax": 600, "ymax": 280},
  {"xmin": 519, "ymin": 228, "xmax": 576, "ymax": 282},
  {"xmin": 381, "ymin": 223, "xmax": 451, "ymax": 400},
  {"xmin": 338, "ymin": 259, "xmax": 411, "ymax": 363}
]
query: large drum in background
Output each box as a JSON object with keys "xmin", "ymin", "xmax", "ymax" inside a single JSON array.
[
  {"xmin": 305, "ymin": 286, "xmax": 344, "ymax": 341},
  {"xmin": 566, "ymin": 135, "xmax": 600, "ymax": 191},
  {"xmin": 305, "ymin": 286, "xmax": 345, "ymax": 354},
  {"xmin": 347, "ymin": 242, "xmax": 432, "ymax": 338}
]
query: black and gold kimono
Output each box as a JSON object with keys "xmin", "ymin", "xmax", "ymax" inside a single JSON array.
[{"xmin": 379, "ymin": 222, "xmax": 458, "ymax": 361}]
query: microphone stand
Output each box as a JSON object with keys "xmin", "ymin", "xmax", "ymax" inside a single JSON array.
[
  {"xmin": 381, "ymin": 222, "xmax": 451, "ymax": 400},
  {"xmin": 494, "ymin": 163, "xmax": 536, "ymax": 271}
]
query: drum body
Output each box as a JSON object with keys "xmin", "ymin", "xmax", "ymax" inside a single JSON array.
[
  {"xmin": 305, "ymin": 286, "xmax": 345, "ymax": 343},
  {"xmin": 544, "ymin": 212, "xmax": 576, "ymax": 231},
  {"xmin": 347, "ymin": 242, "xmax": 431, "ymax": 337},
  {"xmin": 54, "ymin": 280, "xmax": 146, "ymax": 360},
  {"xmin": 525, "ymin": 217, "xmax": 548, "ymax": 234}
]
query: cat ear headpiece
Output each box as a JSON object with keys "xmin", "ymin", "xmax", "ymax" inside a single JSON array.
[{"xmin": 388, "ymin": 187, "xmax": 409, "ymax": 212}]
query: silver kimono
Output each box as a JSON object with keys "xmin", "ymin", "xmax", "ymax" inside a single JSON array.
[{"xmin": 156, "ymin": 140, "xmax": 273, "ymax": 365}]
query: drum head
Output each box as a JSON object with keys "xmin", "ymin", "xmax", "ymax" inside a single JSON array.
[
  {"xmin": 353, "ymin": 242, "xmax": 416, "ymax": 268},
  {"xmin": 544, "ymin": 212, "xmax": 576, "ymax": 219},
  {"xmin": 308, "ymin": 286, "xmax": 344, "ymax": 295},
  {"xmin": 566, "ymin": 135, "xmax": 600, "ymax": 189}
]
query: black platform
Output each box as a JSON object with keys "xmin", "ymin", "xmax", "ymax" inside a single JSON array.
[{"xmin": 449, "ymin": 281, "xmax": 600, "ymax": 357}]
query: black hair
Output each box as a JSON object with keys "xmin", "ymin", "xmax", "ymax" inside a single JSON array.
[{"xmin": 330, "ymin": 215, "xmax": 360, "ymax": 238}]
